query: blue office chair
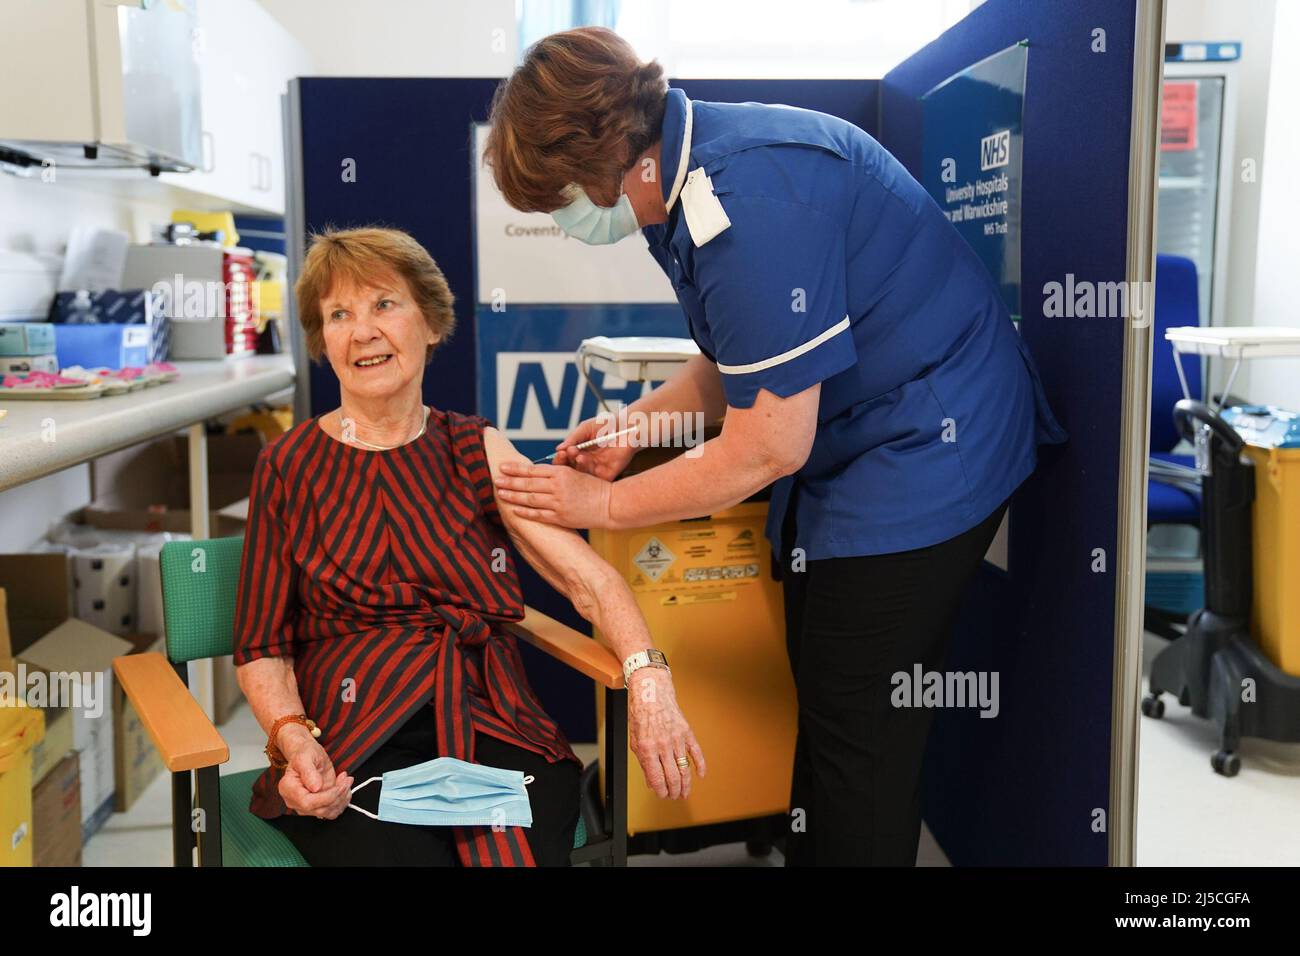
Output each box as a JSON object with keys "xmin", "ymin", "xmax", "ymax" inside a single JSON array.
[{"xmin": 1145, "ymin": 254, "xmax": 1204, "ymax": 633}]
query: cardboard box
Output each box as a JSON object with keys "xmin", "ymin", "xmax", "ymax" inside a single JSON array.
[
  {"xmin": 0, "ymin": 556, "xmax": 74, "ymax": 656},
  {"xmin": 47, "ymin": 288, "xmax": 169, "ymax": 365},
  {"xmin": 53, "ymin": 322, "xmax": 151, "ymax": 370},
  {"xmin": 81, "ymin": 432, "xmax": 263, "ymax": 536},
  {"xmin": 18, "ymin": 620, "xmax": 129, "ymax": 833},
  {"xmin": 29, "ymin": 703, "xmax": 73, "ymax": 788},
  {"xmin": 32, "ymin": 751, "xmax": 81, "ymax": 867},
  {"xmin": 70, "ymin": 542, "xmax": 138, "ymax": 636},
  {"xmin": 113, "ymin": 633, "xmax": 165, "ymax": 812},
  {"xmin": 2, "ymin": 569, "xmax": 172, "ymax": 822},
  {"xmin": 82, "ymin": 791, "xmax": 114, "ymax": 844}
]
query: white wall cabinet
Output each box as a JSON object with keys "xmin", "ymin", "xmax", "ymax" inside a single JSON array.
[
  {"xmin": 160, "ymin": 0, "xmax": 311, "ymax": 215},
  {"xmin": 0, "ymin": 0, "xmax": 203, "ymax": 170}
]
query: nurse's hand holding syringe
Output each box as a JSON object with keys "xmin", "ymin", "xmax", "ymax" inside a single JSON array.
[
  {"xmin": 532, "ymin": 424, "xmax": 641, "ymax": 465},
  {"xmin": 549, "ymin": 353, "xmax": 725, "ymax": 478}
]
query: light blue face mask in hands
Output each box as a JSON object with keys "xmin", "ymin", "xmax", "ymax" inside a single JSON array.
[
  {"xmin": 550, "ymin": 183, "xmax": 641, "ymax": 245},
  {"xmin": 347, "ymin": 756, "xmax": 534, "ymax": 828}
]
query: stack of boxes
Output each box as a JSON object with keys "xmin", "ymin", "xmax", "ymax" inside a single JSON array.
[
  {"xmin": 0, "ymin": 426, "xmax": 266, "ymax": 866},
  {"xmin": 122, "ymin": 244, "xmax": 260, "ymax": 359},
  {"xmin": 46, "ymin": 289, "xmax": 170, "ymax": 368},
  {"xmin": 17, "ymin": 619, "xmax": 130, "ymax": 843},
  {"xmin": 0, "ymin": 554, "xmax": 168, "ymax": 866}
]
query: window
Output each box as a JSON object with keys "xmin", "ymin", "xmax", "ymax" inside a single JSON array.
[{"xmin": 520, "ymin": 0, "xmax": 978, "ymax": 78}]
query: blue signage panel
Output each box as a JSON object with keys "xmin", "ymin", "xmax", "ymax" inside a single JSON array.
[
  {"xmin": 921, "ymin": 41, "xmax": 1028, "ymax": 321},
  {"xmin": 476, "ymin": 304, "xmax": 687, "ymax": 462}
]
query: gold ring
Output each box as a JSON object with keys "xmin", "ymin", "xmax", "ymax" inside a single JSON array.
[{"xmin": 675, "ymin": 756, "xmax": 690, "ymax": 769}]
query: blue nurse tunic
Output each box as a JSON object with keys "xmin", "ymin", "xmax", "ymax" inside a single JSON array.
[{"xmin": 641, "ymin": 88, "xmax": 1067, "ymax": 561}]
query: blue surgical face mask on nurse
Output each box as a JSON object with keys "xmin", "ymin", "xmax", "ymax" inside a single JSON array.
[{"xmin": 551, "ymin": 182, "xmax": 640, "ymax": 245}]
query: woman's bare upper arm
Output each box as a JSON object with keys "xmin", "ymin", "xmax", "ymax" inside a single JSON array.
[{"xmin": 480, "ymin": 426, "xmax": 606, "ymax": 579}]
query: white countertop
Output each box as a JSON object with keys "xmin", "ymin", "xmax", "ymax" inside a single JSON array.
[
  {"xmin": 1166, "ymin": 326, "xmax": 1300, "ymax": 359},
  {"xmin": 0, "ymin": 354, "xmax": 295, "ymax": 492}
]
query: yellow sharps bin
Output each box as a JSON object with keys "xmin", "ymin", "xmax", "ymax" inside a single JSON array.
[
  {"xmin": 1242, "ymin": 442, "xmax": 1300, "ymax": 675},
  {"xmin": 1222, "ymin": 405, "xmax": 1300, "ymax": 676},
  {"xmin": 589, "ymin": 500, "xmax": 797, "ymax": 836},
  {"xmin": 0, "ymin": 697, "xmax": 45, "ymax": 867}
]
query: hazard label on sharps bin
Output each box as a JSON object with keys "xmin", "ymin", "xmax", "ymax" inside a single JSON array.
[{"xmin": 632, "ymin": 536, "xmax": 675, "ymax": 582}]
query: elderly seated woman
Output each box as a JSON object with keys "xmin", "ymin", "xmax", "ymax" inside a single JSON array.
[{"xmin": 233, "ymin": 226, "xmax": 704, "ymax": 867}]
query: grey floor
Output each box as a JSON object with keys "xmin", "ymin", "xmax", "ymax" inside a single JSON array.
[
  {"xmin": 1136, "ymin": 630, "xmax": 1300, "ymax": 866},
  {"xmin": 83, "ymin": 635, "xmax": 1298, "ymax": 866}
]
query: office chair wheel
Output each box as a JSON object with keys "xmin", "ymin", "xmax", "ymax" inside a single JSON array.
[
  {"xmin": 1140, "ymin": 695, "xmax": 1165, "ymax": 719},
  {"xmin": 1211, "ymin": 750, "xmax": 1241, "ymax": 777}
]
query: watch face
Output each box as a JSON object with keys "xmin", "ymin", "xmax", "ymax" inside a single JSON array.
[{"xmin": 647, "ymin": 649, "xmax": 667, "ymax": 666}]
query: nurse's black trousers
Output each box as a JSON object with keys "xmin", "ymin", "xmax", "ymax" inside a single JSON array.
[{"xmin": 778, "ymin": 493, "xmax": 1010, "ymax": 866}]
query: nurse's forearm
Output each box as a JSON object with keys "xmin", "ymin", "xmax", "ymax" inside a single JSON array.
[
  {"xmin": 625, "ymin": 354, "xmax": 726, "ymax": 426},
  {"xmin": 607, "ymin": 432, "xmax": 787, "ymax": 528}
]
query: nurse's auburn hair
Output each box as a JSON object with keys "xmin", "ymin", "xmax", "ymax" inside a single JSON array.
[
  {"xmin": 295, "ymin": 226, "xmax": 455, "ymax": 366},
  {"xmin": 484, "ymin": 26, "xmax": 668, "ymax": 213}
]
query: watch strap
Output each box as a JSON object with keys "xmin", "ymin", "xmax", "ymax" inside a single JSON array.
[{"xmin": 623, "ymin": 649, "xmax": 669, "ymax": 683}]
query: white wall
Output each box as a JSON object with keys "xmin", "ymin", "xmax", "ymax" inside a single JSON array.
[
  {"xmin": 0, "ymin": 175, "xmax": 174, "ymax": 321},
  {"xmin": 258, "ymin": 0, "xmax": 517, "ymax": 76},
  {"xmin": 1245, "ymin": 0, "xmax": 1300, "ymax": 411},
  {"xmin": 1164, "ymin": 0, "xmax": 1278, "ymax": 402}
]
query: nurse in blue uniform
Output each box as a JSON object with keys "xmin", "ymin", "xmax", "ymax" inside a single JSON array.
[{"xmin": 486, "ymin": 28, "xmax": 1066, "ymax": 866}]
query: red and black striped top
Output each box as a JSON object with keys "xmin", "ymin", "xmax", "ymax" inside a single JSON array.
[{"xmin": 232, "ymin": 406, "xmax": 581, "ymax": 866}]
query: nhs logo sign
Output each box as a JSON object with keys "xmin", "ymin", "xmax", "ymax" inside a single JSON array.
[
  {"xmin": 496, "ymin": 352, "xmax": 658, "ymax": 442},
  {"xmin": 980, "ymin": 129, "xmax": 1011, "ymax": 171}
]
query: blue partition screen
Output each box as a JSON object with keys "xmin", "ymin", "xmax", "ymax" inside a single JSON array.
[{"xmin": 881, "ymin": 0, "xmax": 1139, "ymax": 865}]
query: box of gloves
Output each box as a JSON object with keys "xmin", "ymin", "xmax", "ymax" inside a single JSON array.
[{"xmin": 52, "ymin": 323, "xmax": 151, "ymax": 371}]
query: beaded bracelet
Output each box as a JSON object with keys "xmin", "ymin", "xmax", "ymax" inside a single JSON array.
[{"xmin": 265, "ymin": 714, "xmax": 321, "ymax": 769}]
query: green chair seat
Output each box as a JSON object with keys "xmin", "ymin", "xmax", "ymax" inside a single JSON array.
[
  {"xmin": 219, "ymin": 769, "xmax": 309, "ymax": 867},
  {"xmin": 218, "ymin": 768, "xmax": 587, "ymax": 866}
]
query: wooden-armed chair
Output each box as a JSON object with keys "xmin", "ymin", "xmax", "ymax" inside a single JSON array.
[{"xmin": 112, "ymin": 537, "xmax": 628, "ymax": 866}]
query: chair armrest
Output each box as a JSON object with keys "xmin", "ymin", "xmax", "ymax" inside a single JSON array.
[
  {"xmin": 507, "ymin": 607, "xmax": 624, "ymax": 690},
  {"xmin": 113, "ymin": 652, "xmax": 229, "ymax": 772}
]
